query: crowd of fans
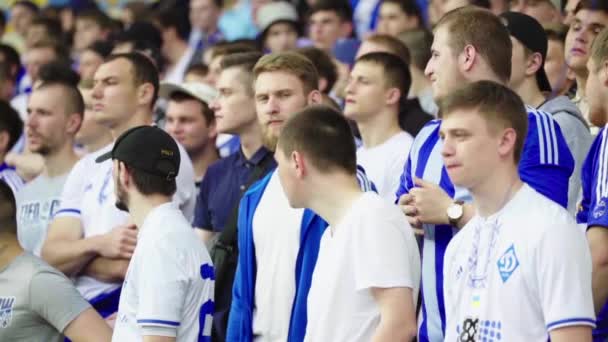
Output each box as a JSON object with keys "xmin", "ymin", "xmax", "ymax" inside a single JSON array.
[{"xmin": 0, "ymin": 0, "xmax": 607, "ymax": 341}]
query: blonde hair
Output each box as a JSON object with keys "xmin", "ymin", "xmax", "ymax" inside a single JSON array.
[{"xmin": 253, "ymin": 52, "xmax": 319, "ymax": 95}]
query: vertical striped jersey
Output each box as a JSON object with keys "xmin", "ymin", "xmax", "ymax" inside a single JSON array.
[{"xmin": 396, "ymin": 106, "xmax": 575, "ymax": 342}]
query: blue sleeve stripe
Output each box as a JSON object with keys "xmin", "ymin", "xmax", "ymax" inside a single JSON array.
[
  {"xmin": 533, "ymin": 109, "xmax": 547, "ymax": 165},
  {"xmin": 55, "ymin": 208, "xmax": 81, "ymax": 215},
  {"xmin": 540, "ymin": 111, "xmax": 553, "ymax": 164},
  {"xmin": 545, "ymin": 110, "xmax": 559, "ymax": 164},
  {"xmin": 596, "ymin": 130, "xmax": 608, "ymax": 203},
  {"xmin": 137, "ymin": 319, "xmax": 181, "ymax": 327},
  {"xmin": 546, "ymin": 317, "xmax": 596, "ymax": 330}
]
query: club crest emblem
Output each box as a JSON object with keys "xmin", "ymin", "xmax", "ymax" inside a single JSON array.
[
  {"xmin": 497, "ymin": 244, "xmax": 519, "ymax": 283},
  {"xmin": 0, "ymin": 297, "xmax": 15, "ymax": 328}
]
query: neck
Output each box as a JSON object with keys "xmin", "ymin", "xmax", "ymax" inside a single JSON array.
[
  {"xmin": 410, "ymin": 68, "xmax": 431, "ymax": 98},
  {"xmin": 576, "ymin": 73, "xmax": 588, "ymax": 99},
  {"xmin": 237, "ymin": 122, "xmax": 264, "ymax": 160},
  {"xmin": 306, "ymin": 173, "xmax": 363, "ymax": 229},
  {"xmin": 357, "ymin": 108, "xmax": 402, "ymax": 148},
  {"xmin": 167, "ymin": 40, "xmax": 189, "ymax": 65},
  {"xmin": 110, "ymin": 111, "xmax": 153, "ymax": 140},
  {"xmin": 84, "ymin": 133, "xmax": 113, "ymax": 153},
  {"xmin": 190, "ymin": 144, "xmax": 219, "ymax": 182},
  {"xmin": 128, "ymin": 194, "xmax": 172, "ymax": 230},
  {"xmin": 471, "ymin": 164, "xmax": 523, "ymax": 217},
  {"xmin": 0, "ymin": 233, "xmax": 24, "ymax": 270},
  {"xmin": 44, "ymin": 142, "xmax": 80, "ymax": 177},
  {"xmin": 515, "ymin": 79, "xmax": 546, "ymax": 108}
]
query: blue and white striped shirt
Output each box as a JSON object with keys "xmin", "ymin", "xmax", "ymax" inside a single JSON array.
[
  {"xmin": 577, "ymin": 124, "xmax": 608, "ymax": 341},
  {"xmin": 396, "ymin": 106, "xmax": 574, "ymax": 342},
  {"xmin": 0, "ymin": 162, "xmax": 24, "ymax": 195}
]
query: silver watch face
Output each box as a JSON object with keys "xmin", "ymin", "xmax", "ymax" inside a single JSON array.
[{"xmin": 447, "ymin": 204, "xmax": 463, "ymax": 219}]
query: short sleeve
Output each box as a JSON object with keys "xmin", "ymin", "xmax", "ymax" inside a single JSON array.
[
  {"xmin": 135, "ymin": 241, "xmax": 188, "ymax": 335},
  {"xmin": 352, "ymin": 207, "xmax": 417, "ymax": 290},
  {"xmin": 174, "ymin": 143, "xmax": 196, "ymax": 222},
  {"xmin": 29, "ymin": 269, "xmax": 91, "ymax": 333},
  {"xmin": 193, "ymin": 172, "xmax": 213, "ymax": 230},
  {"xmin": 535, "ymin": 219, "xmax": 596, "ymax": 331},
  {"xmin": 53, "ymin": 157, "xmax": 88, "ymax": 219}
]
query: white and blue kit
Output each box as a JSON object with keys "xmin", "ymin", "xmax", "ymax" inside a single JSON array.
[
  {"xmin": 396, "ymin": 106, "xmax": 575, "ymax": 342},
  {"xmin": 577, "ymin": 124, "xmax": 608, "ymax": 341}
]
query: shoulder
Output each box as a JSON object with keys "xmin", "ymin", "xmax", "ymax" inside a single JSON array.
[
  {"xmin": 206, "ymin": 153, "xmax": 240, "ymax": 176},
  {"xmin": 511, "ymin": 185, "xmax": 576, "ymax": 235}
]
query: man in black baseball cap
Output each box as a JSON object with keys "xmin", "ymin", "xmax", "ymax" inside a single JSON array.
[
  {"xmin": 96, "ymin": 125, "xmax": 180, "ymax": 212},
  {"xmin": 502, "ymin": 11, "xmax": 592, "ymax": 215}
]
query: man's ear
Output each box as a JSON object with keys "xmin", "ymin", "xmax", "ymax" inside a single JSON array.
[
  {"xmin": 385, "ymin": 87, "xmax": 401, "ymax": 106},
  {"xmin": 66, "ymin": 112, "xmax": 83, "ymax": 135},
  {"xmin": 460, "ymin": 44, "xmax": 478, "ymax": 72},
  {"xmin": 526, "ymin": 52, "xmax": 543, "ymax": 76},
  {"xmin": 292, "ymin": 150, "xmax": 307, "ymax": 179},
  {"xmin": 308, "ymin": 90, "xmax": 323, "ymax": 105},
  {"xmin": 137, "ymin": 83, "xmax": 155, "ymax": 108}
]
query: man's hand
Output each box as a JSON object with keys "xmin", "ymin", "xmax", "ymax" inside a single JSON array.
[
  {"xmin": 397, "ymin": 193, "xmax": 424, "ymax": 235},
  {"xmin": 98, "ymin": 224, "xmax": 137, "ymax": 259},
  {"xmin": 408, "ymin": 177, "xmax": 453, "ymax": 226}
]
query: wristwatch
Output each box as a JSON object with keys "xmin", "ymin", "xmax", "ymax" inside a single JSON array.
[{"xmin": 447, "ymin": 200, "xmax": 465, "ymax": 226}]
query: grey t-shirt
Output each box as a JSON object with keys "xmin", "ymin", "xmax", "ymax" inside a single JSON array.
[
  {"xmin": 0, "ymin": 253, "xmax": 90, "ymax": 342},
  {"xmin": 16, "ymin": 173, "xmax": 68, "ymax": 256}
]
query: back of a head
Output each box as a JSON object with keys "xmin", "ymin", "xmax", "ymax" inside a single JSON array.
[
  {"xmin": 295, "ymin": 47, "xmax": 338, "ymax": 94},
  {"xmin": 29, "ymin": 40, "xmax": 70, "ymax": 65},
  {"xmin": 398, "ymin": 28, "xmax": 433, "ymax": 71},
  {"xmin": 278, "ymin": 104, "xmax": 357, "ymax": 175},
  {"xmin": 105, "ymin": 52, "xmax": 160, "ymax": 107},
  {"xmin": 156, "ymin": 7, "xmax": 191, "ymax": 42},
  {"xmin": 435, "ymin": 6, "xmax": 512, "ymax": 83},
  {"xmin": 253, "ymin": 52, "xmax": 320, "ymax": 95},
  {"xmin": 0, "ymin": 180, "xmax": 16, "ymax": 235},
  {"xmin": 437, "ymin": 80, "xmax": 528, "ymax": 162},
  {"xmin": 308, "ymin": 0, "xmax": 353, "ymax": 23},
  {"xmin": 38, "ymin": 61, "xmax": 80, "ymax": 87},
  {"xmin": 363, "ymin": 33, "xmax": 411, "ymax": 65},
  {"xmin": 544, "ymin": 23, "xmax": 568, "ymax": 43},
  {"xmin": 0, "ymin": 100, "xmax": 23, "ymax": 152},
  {"xmin": 221, "ymin": 51, "xmax": 263, "ymax": 94},
  {"xmin": 355, "ymin": 51, "xmax": 412, "ymax": 104}
]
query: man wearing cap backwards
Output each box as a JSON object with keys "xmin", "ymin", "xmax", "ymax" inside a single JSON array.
[
  {"xmin": 160, "ymin": 82, "xmax": 219, "ymax": 186},
  {"xmin": 257, "ymin": 1, "xmax": 301, "ymax": 53},
  {"xmin": 503, "ymin": 11, "xmax": 592, "ymax": 214},
  {"xmin": 41, "ymin": 53, "xmax": 197, "ymax": 319},
  {"xmin": 99, "ymin": 126, "xmax": 214, "ymax": 342}
]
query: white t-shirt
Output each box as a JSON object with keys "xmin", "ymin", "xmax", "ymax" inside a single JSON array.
[
  {"xmin": 251, "ymin": 171, "xmax": 304, "ymax": 342},
  {"xmin": 357, "ymin": 131, "xmax": 413, "ymax": 201},
  {"xmin": 54, "ymin": 142, "xmax": 196, "ymax": 301},
  {"xmin": 16, "ymin": 173, "xmax": 68, "ymax": 256},
  {"xmin": 444, "ymin": 184, "xmax": 595, "ymax": 341},
  {"xmin": 112, "ymin": 203, "xmax": 214, "ymax": 341},
  {"xmin": 305, "ymin": 192, "xmax": 421, "ymax": 341}
]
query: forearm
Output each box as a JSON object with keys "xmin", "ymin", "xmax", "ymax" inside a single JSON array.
[
  {"xmin": 82, "ymin": 257, "xmax": 130, "ymax": 283},
  {"xmin": 372, "ymin": 320, "xmax": 417, "ymax": 342},
  {"xmin": 588, "ymin": 226, "xmax": 608, "ymax": 313},
  {"xmin": 454, "ymin": 203, "xmax": 475, "ymax": 229},
  {"xmin": 142, "ymin": 335, "xmax": 176, "ymax": 342},
  {"xmin": 42, "ymin": 236, "xmax": 102, "ymax": 276},
  {"xmin": 549, "ymin": 325, "xmax": 592, "ymax": 342}
]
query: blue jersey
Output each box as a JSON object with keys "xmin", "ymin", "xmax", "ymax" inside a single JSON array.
[
  {"xmin": 577, "ymin": 125, "xmax": 608, "ymax": 341},
  {"xmin": 396, "ymin": 106, "xmax": 574, "ymax": 342}
]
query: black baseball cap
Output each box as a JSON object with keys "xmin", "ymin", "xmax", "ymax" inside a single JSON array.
[
  {"xmin": 500, "ymin": 11, "xmax": 552, "ymax": 93},
  {"xmin": 95, "ymin": 126, "xmax": 180, "ymax": 180}
]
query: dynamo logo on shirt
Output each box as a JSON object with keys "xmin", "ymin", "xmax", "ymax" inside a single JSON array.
[
  {"xmin": 497, "ymin": 245, "xmax": 519, "ymax": 283},
  {"xmin": 0, "ymin": 296, "xmax": 15, "ymax": 328}
]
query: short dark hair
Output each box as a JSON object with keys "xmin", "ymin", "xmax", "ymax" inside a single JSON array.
[
  {"xmin": 105, "ymin": 52, "xmax": 160, "ymax": 108},
  {"xmin": 86, "ymin": 40, "xmax": 114, "ymax": 59},
  {"xmin": 355, "ymin": 52, "xmax": 412, "ymax": 107},
  {"xmin": 185, "ymin": 63, "xmax": 209, "ymax": 78},
  {"xmin": 575, "ymin": 0, "xmax": 608, "ymax": 14},
  {"xmin": 36, "ymin": 78, "xmax": 85, "ymax": 119},
  {"xmin": 363, "ymin": 33, "xmax": 411, "ymax": 65},
  {"xmin": 0, "ymin": 179, "xmax": 17, "ymax": 235},
  {"xmin": 210, "ymin": 41, "xmax": 260, "ymax": 60},
  {"xmin": 125, "ymin": 163, "xmax": 177, "ymax": 197},
  {"xmin": 75, "ymin": 8, "xmax": 112, "ymax": 30},
  {"xmin": 168, "ymin": 91, "xmax": 215, "ymax": 124},
  {"xmin": 29, "ymin": 40, "xmax": 70, "ymax": 64},
  {"xmin": 0, "ymin": 100, "xmax": 24, "ymax": 152},
  {"xmin": 0, "ymin": 44, "xmax": 20, "ymax": 82},
  {"xmin": 31, "ymin": 17, "xmax": 63, "ymax": 43},
  {"xmin": 381, "ymin": 0, "xmax": 423, "ymax": 24},
  {"xmin": 156, "ymin": 8, "xmax": 191, "ymax": 41},
  {"xmin": 278, "ymin": 105, "xmax": 357, "ymax": 175},
  {"xmin": 437, "ymin": 80, "xmax": 528, "ymax": 163},
  {"xmin": 38, "ymin": 61, "xmax": 80, "ymax": 86},
  {"xmin": 221, "ymin": 51, "xmax": 263, "ymax": 95},
  {"xmin": 295, "ymin": 47, "xmax": 337, "ymax": 94},
  {"xmin": 308, "ymin": 0, "xmax": 353, "ymax": 23},
  {"xmin": 435, "ymin": 6, "xmax": 512, "ymax": 83},
  {"xmin": 398, "ymin": 28, "xmax": 433, "ymax": 71}
]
